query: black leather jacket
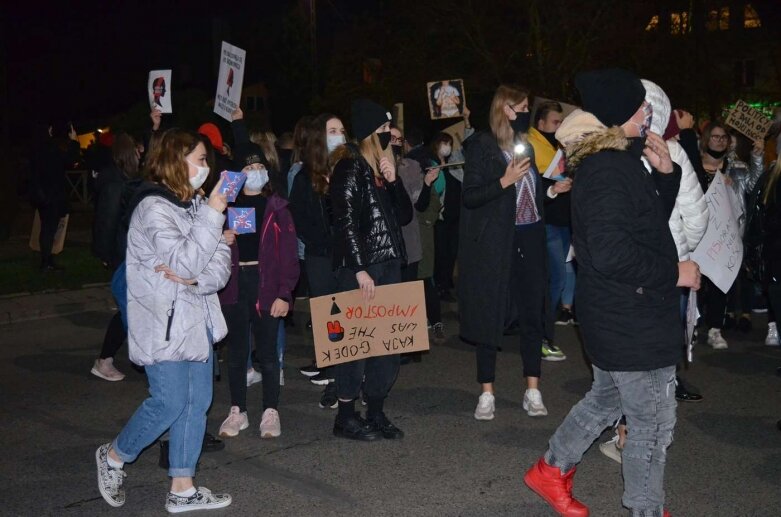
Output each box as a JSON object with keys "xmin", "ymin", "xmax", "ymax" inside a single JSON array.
[{"xmin": 330, "ymin": 144, "xmax": 413, "ymax": 271}]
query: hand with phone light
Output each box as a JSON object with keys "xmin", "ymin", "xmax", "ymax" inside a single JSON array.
[{"xmin": 501, "ymin": 144, "xmax": 530, "ymax": 189}]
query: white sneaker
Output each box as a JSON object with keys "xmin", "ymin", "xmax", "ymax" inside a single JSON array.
[
  {"xmin": 165, "ymin": 487, "xmax": 232, "ymax": 513},
  {"xmin": 474, "ymin": 392, "xmax": 495, "ymax": 420},
  {"xmin": 91, "ymin": 358, "xmax": 125, "ymax": 381},
  {"xmin": 259, "ymin": 408, "xmax": 281, "ymax": 438},
  {"xmin": 246, "ymin": 368, "xmax": 262, "ymax": 387},
  {"xmin": 766, "ymin": 322, "xmax": 779, "ymax": 346},
  {"xmin": 523, "ymin": 389, "xmax": 548, "ymax": 417},
  {"xmin": 218, "ymin": 406, "xmax": 249, "ymax": 438},
  {"xmin": 599, "ymin": 433, "xmax": 623, "ymax": 464},
  {"xmin": 707, "ymin": 328, "xmax": 728, "ymax": 350}
]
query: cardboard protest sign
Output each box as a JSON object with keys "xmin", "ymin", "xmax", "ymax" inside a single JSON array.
[
  {"xmin": 725, "ymin": 100, "xmax": 772, "ymax": 142},
  {"xmin": 310, "ymin": 281, "xmax": 430, "ymax": 367},
  {"xmin": 214, "ymin": 42, "xmax": 246, "ymax": 122},
  {"xmin": 228, "ymin": 208, "xmax": 256, "ymax": 234},
  {"xmin": 219, "ymin": 171, "xmax": 246, "ymax": 203},
  {"xmin": 692, "ymin": 172, "xmax": 743, "ymax": 293},
  {"xmin": 542, "ymin": 149, "xmax": 566, "ymax": 180},
  {"xmin": 427, "ymin": 79, "xmax": 465, "ymax": 120},
  {"xmin": 148, "ymin": 70, "xmax": 172, "ymax": 113},
  {"xmin": 29, "ymin": 212, "xmax": 69, "ymax": 254}
]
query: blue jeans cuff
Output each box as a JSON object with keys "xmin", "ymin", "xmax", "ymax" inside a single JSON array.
[
  {"xmin": 168, "ymin": 467, "xmax": 196, "ymax": 478},
  {"xmin": 111, "ymin": 438, "xmax": 136, "ymax": 464}
]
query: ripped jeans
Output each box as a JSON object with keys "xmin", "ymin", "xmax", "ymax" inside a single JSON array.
[{"xmin": 545, "ymin": 365, "xmax": 677, "ymax": 517}]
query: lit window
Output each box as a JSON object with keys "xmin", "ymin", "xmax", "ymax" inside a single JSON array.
[
  {"xmin": 670, "ymin": 12, "xmax": 690, "ymax": 35},
  {"xmin": 744, "ymin": 4, "xmax": 761, "ymax": 28},
  {"xmin": 706, "ymin": 9, "xmax": 718, "ymax": 31},
  {"xmin": 719, "ymin": 6, "xmax": 730, "ymax": 30},
  {"xmin": 645, "ymin": 15, "xmax": 659, "ymax": 32}
]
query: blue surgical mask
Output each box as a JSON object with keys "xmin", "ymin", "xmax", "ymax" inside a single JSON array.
[
  {"xmin": 327, "ymin": 134, "xmax": 346, "ymax": 153},
  {"xmin": 245, "ymin": 168, "xmax": 269, "ymax": 191}
]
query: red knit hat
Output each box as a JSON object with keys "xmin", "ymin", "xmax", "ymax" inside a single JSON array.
[
  {"xmin": 663, "ymin": 110, "xmax": 681, "ymax": 140},
  {"xmin": 198, "ymin": 123, "xmax": 224, "ymax": 155}
]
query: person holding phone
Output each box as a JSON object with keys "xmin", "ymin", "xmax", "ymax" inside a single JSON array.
[
  {"xmin": 459, "ymin": 84, "xmax": 557, "ymax": 421},
  {"xmin": 95, "ymin": 129, "xmax": 233, "ymax": 513},
  {"xmin": 329, "ymin": 99, "xmax": 413, "ymax": 441}
]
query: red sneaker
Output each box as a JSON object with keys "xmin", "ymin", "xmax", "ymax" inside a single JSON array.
[{"xmin": 524, "ymin": 458, "xmax": 589, "ymax": 517}]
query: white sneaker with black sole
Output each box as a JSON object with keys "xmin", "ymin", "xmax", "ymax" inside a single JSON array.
[
  {"xmin": 165, "ymin": 487, "xmax": 232, "ymax": 513},
  {"xmin": 96, "ymin": 443, "xmax": 126, "ymax": 508},
  {"xmin": 309, "ymin": 372, "xmax": 333, "ymax": 386}
]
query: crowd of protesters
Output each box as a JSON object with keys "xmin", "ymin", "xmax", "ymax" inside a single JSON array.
[{"xmin": 25, "ymin": 65, "xmax": 781, "ymax": 515}]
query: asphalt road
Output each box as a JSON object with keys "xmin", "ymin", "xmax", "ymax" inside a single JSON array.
[{"xmin": 1, "ymin": 305, "xmax": 780, "ymax": 516}]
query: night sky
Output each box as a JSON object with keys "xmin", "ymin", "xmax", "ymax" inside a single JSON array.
[{"xmin": 3, "ymin": 1, "xmax": 300, "ymax": 137}]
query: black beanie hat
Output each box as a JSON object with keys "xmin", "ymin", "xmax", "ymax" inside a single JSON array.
[
  {"xmin": 233, "ymin": 142, "xmax": 267, "ymax": 170},
  {"xmin": 575, "ymin": 68, "xmax": 645, "ymax": 127},
  {"xmin": 351, "ymin": 99, "xmax": 391, "ymax": 142}
]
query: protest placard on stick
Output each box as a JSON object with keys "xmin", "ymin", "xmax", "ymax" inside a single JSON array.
[
  {"xmin": 310, "ymin": 281, "xmax": 430, "ymax": 367},
  {"xmin": 691, "ymin": 172, "xmax": 743, "ymax": 293},
  {"xmin": 214, "ymin": 42, "xmax": 246, "ymax": 121},
  {"xmin": 148, "ymin": 70, "xmax": 172, "ymax": 113},
  {"xmin": 427, "ymin": 79, "xmax": 466, "ymax": 120},
  {"xmin": 725, "ymin": 100, "xmax": 772, "ymax": 142}
]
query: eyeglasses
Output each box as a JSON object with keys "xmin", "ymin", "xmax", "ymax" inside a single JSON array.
[{"xmin": 710, "ymin": 134, "xmax": 728, "ymax": 141}]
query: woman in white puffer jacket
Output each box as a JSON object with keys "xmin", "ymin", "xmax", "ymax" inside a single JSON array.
[{"xmin": 641, "ymin": 79, "xmax": 709, "ymax": 260}]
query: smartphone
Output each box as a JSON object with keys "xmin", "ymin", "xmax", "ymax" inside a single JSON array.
[{"xmin": 513, "ymin": 143, "xmax": 529, "ymax": 166}]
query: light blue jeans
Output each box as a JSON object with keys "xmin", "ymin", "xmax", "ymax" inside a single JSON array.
[
  {"xmin": 545, "ymin": 365, "xmax": 677, "ymax": 517},
  {"xmin": 113, "ymin": 351, "xmax": 213, "ymax": 478}
]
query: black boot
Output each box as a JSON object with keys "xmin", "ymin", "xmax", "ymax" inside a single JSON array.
[
  {"xmin": 366, "ymin": 412, "xmax": 404, "ymax": 439},
  {"xmin": 333, "ymin": 413, "xmax": 382, "ymax": 441},
  {"xmin": 675, "ymin": 376, "xmax": 703, "ymax": 403}
]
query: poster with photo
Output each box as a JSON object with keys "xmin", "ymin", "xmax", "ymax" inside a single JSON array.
[
  {"xmin": 214, "ymin": 41, "xmax": 246, "ymax": 121},
  {"xmin": 427, "ymin": 79, "xmax": 465, "ymax": 120},
  {"xmin": 148, "ymin": 70, "xmax": 172, "ymax": 113}
]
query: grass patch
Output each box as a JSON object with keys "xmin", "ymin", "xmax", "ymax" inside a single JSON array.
[{"xmin": 0, "ymin": 241, "xmax": 111, "ymax": 295}]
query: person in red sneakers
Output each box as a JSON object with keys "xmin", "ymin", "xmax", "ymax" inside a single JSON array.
[{"xmin": 523, "ymin": 69, "xmax": 700, "ymax": 517}]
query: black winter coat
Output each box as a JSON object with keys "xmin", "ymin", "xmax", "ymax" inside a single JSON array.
[
  {"xmin": 567, "ymin": 128, "xmax": 683, "ymax": 371},
  {"xmin": 92, "ymin": 163, "xmax": 127, "ymax": 267},
  {"xmin": 330, "ymin": 144, "xmax": 413, "ymax": 271},
  {"xmin": 30, "ymin": 138, "xmax": 80, "ymax": 213},
  {"xmin": 458, "ymin": 131, "xmax": 546, "ymax": 347},
  {"xmin": 289, "ymin": 165, "xmax": 333, "ymax": 257}
]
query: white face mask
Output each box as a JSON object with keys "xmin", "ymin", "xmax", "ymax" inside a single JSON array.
[
  {"xmin": 327, "ymin": 134, "xmax": 346, "ymax": 153},
  {"xmin": 187, "ymin": 160, "xmax": 210, "ymax": 190},
  {"xmin": 439, "ymin": 144, "xmax": 452, "ymax": 158},
  {"xmin": 245, "ymin": 168, "xmax": 269, "ymax": 191}
]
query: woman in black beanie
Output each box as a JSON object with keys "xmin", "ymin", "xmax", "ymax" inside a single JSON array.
[{"xmin": 329, "ymin": 99, "xmax": 413, "ymax": 441}]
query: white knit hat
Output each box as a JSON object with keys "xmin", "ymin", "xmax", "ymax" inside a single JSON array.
[{"xmin": 640, "ymin": 79, "xmax": 671, "ymax": 137}]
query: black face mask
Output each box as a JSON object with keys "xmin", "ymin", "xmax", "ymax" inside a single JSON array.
[
  {"xmin": 540, "ymin": 130, "xmax": 558, "ymax": 148},
  {"xmin": 377, "ymin": 131, "xmax": 392, "ymax": 150},
  {"xmin": 391, "ymin": 144, "xmax": 403, "ymax": 159},
  {"xmin": 706, "ymin": 148, "xmax": 727, "ymax": 160},
  {"xmin": 510, "ymin": 111, "xmax": 531, "ymax": 134}
]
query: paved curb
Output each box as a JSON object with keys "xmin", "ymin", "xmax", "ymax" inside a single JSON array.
[{"xmin": 0, "ymin": 286, "xmax": 116, "ymax": 326}]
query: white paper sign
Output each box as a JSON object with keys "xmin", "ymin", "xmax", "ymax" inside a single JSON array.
[
  {"xmin": 691, "ymin": 172, "xmax": 743, "ymax": 293},
  {"xmin": 148, "ymin": 70, "xmax": 172, "ymax": 113},
  {"xmin": 214, "ymin": 41, "xmax": 246, "ymax": 121}
]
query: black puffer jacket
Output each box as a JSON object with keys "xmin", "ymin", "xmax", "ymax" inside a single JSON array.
[
  {"xmin": 91, "ymin": 163, "xmax": 126, "ymax": 267},
  {"xmin": 330, "ymin": 144, "xmax": 413, "ymax": 271}
]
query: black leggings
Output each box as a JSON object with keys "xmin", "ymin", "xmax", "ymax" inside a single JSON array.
[
  {"xmin": 99, "ymin": 312, "xmax": 126, "ymax": 359},
  {"xmin": 38, "ymin": 205, "xmax": 61, "ymax": 266},
  {"xmin": 334, "ymin": 260, "xmax": 402, "ymax": 401},
  {"xmin": 476, "ymin": 223, "xmax": 545, "ymax": 383},
  {"xmin": 222, "ymin": 266, "xmax": 280, "ymax": 412}
]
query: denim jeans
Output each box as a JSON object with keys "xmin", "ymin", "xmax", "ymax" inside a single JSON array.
[
  {"xmin": 545, "ymin": 365, "xmax": 677, "ymax": 516},
  {"xmin": 113, "ymin": 351, "xmax": 213, "ymax": 478},
  {"xmin": 546, "ymin": 224, "xmax": 576, "ymax": 310}
]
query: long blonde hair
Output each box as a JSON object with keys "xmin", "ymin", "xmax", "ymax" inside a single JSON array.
[
  {"xmin": 359, "ymin": 132, "xmax": 394, "ymax": 178},
  {"xmin": 763, "ymin": 159, "xmax": 781, "ymax": 206},
  {"xmin": 489, "ymin": 84, "xmax": 529, "ymax": 151},
  {"xmin": 144, "ymin": 129, "xmax": 200, "ymax": 202}
]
